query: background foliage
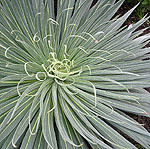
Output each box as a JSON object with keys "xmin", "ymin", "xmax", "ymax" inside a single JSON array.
[{"xmin": 126, "ymin": 0, "xmax": 150, "ymax": 20}]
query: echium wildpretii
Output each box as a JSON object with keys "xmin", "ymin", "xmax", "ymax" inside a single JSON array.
[{"xmin": 1, "ymin": 0, "xmax": 150, "ymax": 149}]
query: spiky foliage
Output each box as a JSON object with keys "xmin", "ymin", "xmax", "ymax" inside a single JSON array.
[{"xmin": 0, "ymin": 0, "xmax": 150, "ymax": 148}]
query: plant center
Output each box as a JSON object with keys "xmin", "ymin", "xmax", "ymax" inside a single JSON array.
[{"xmin": 42, "ymin": 52, "xmax": 81, "ymax": 81}]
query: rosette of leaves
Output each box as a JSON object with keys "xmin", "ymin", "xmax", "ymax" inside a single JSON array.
[{"xmin": 0, "ymin": 0, "xmax": 150, "ymax": 148}]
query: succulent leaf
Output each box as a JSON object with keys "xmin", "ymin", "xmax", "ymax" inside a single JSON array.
[{"xmin": 0, "ymin": 0, "xmax": 150, "ymax": 148}]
